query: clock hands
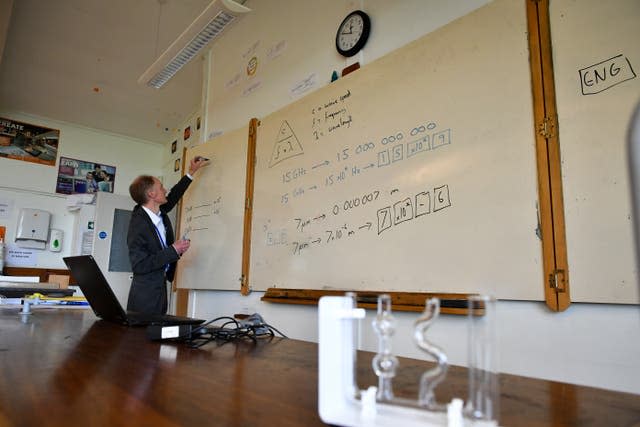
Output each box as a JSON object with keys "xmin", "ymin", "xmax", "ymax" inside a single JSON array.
[{"xmin": 336, "ymin": 11, "xmax": 369, "ymax": 57}]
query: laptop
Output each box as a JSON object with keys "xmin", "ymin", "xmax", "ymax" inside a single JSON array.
[{"xmin": 63, "ymin": 255, "xmax": 204, "ymax": 327}]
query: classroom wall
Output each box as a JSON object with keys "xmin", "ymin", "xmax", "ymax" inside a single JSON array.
[
  {"xmin": 0, "ymin": 0, "xmax": 13, "ymax": 66},
  {"xmin": 161, "ymin": 109, "xmax": 204, "ymax": 189},
  {"xmin": 158, "ymin": 109, "xmax": 203, "ymax": 268},
  {"xmin": 0, "ymin": 111, "xmax": 163, "ymax": 268},
  {"xmin": 204, "ymin": 0, "xmax": 491, "ymax": 135},
  {"xmin": 185, "ymin": 0, "xmax": 640, "ymax": 395}
]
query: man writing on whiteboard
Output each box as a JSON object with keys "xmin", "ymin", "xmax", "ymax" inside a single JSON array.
[{"xmin": 126, "ymin": 156, "xmax": 208, "ymax": 315}]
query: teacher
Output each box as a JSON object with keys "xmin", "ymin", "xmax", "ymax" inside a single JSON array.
[{"xmin": 126, "ymin": 156, "xmax": 208, "ymax": 314}]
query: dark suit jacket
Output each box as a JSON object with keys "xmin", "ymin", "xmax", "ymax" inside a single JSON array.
[{"xmin": 126, "ymin": 175, "xmax": 192, "ymax": 314}]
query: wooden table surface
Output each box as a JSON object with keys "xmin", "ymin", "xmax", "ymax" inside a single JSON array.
[{"xmin": 0, "ymin": 307, "xmax": 639, "ymax": 427}]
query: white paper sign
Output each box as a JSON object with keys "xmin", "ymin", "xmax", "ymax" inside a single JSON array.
[
  {"xmin": 290, "ymin": 73, "xmax": 318, "ymax": 98},
  {"xmin": 0, "ymin": 198, "xmax": 13, "ymax": 219},
  {"xmin": 267, "ymin": 40, "xmax": 287, "ymax": 62},
  {"xmin": 5, "ymin": 243, "xmax": 37, "ymax": 267},
  {"xmin": 242, "ymin": 79, "xmax": 262, "ymax": 97},
  {"xmin": 225, "ymin": 70, "xmax": 243, "ymax": 90}
]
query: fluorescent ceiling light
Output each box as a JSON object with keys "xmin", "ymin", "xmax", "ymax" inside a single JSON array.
[{"xmin": 139, "ymin": 0, "xmax": 250, "ymax": 89}]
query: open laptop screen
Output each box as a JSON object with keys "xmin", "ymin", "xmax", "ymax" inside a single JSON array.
[{"xmin": 63, "ymin": 255, "xmax": 130, "ymax": 324}]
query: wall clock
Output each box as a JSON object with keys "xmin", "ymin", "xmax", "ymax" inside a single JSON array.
[{"xmin": 335, "ymin": 10, "xmax": 371, "ymax": 57}]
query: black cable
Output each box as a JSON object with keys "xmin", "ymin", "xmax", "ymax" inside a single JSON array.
[
  {"xmin": 263, "ymin": 323, "xmax": 288, "ymax": 338},
  {"xmin": 179, "ymin": 315, "xmax": 287, "ymax": 348},
  {"xmin": 174, "ymin": 316, "xmax": 237, "ymax": 340}
]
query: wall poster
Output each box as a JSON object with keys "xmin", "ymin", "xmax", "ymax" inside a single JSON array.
[
  {"xmin": 0, "ymin": 117, "xmax": 59, "ymax": 166},
  {"xmin": 56, "ymin": 156, "xmax": 116, "ymax": 195}
]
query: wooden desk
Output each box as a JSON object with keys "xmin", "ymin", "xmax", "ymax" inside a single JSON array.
[{"xmin": 0, "ymin": 307, "xmax": 638, "ymax": 426}]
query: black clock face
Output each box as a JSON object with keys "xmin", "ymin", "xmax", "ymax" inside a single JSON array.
[{"xmin": 336, "ymin": 10, "xmax": 370, "ymax": 57}]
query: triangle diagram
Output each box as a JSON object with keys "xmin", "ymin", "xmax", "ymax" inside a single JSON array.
[{"xmin": 269, "ymin": 120, "xmax": 304, "ymax": 167}]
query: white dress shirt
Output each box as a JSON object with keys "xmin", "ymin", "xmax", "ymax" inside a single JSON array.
[{"xmin": 142, "ymin": 206, "xmax": 166, "ymax": 248}]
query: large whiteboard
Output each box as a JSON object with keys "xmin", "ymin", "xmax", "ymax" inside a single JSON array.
[
  {"xmin": 249, "ymin": 0, "xmax": 543, "ymax": 299},
  {"xmin": 175, "ymin": 126, "xmax": 248, "ymax": 290},
  {"xmin": 550, "ymin": 0, "xmax": 640, "ymax": 303}
]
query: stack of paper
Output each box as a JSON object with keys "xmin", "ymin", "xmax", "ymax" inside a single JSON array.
[{"xmin": 0, "ymin": 275, "xmax": 39, "ymax": 283}]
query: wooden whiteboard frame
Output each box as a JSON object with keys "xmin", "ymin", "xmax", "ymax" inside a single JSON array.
[
  {"xmin": 526, "ymin": 0, "xmax": 570, "ymax": 311},
  {"xmin": 261, "ymin": 288, "xmax": 479, "ymax": 315},
  {"xmin": 241, "ymin": 118, "xmax": 259, "ymax": 295}
]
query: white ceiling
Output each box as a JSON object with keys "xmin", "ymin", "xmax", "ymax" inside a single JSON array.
[{"xmin": 0, "ymin": 0, "xmax": 216, "ymax": 144}]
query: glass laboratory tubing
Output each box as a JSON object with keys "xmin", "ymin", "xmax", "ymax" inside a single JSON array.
[
  {"xmin": 371, "ymin": 294, "xmax": 399, "ymax": 401},
  {"xmin": 414, "ymin": 297, "xmax": 448, "ymax": 410},
  {"xmin": 466, "ymin": 295, "xmax": 499, "ymax": 423}
]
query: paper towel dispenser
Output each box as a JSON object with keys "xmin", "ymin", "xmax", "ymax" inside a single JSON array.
[{"xmin": 16, "ymin": 208, "xmax": 51, "ymax": 249}]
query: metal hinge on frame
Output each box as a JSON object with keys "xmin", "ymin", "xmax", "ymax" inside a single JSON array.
[
  {"xmin": 538, "ymin": 116, "xmax": 556, "ymax": 139},
  {"xmin": 548, "ymin": 269, "xmax": 566, "ymax": 292}
]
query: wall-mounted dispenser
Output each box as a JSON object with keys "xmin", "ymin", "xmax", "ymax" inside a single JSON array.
[
  {"xmin": 15, "ymin": 208, "xmax": 51, "ymax": 249},
  {"xmin": 49, "ymin": 229, "xmax": 63, "ymax": 252}
]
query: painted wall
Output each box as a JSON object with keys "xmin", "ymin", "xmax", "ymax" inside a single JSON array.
[
  {"xmin": 0, "ymin": 111, "xmax": 163, "ymax": 268},
  {"xmin": 203, "ymin": 0, "xmax": 490, "ymax": 136},
  {"xmin": 160, "ymin": 109, "xmax": 204, "ymax": 189},
  {"xmin": 191, "ymin": 291, "xmax": 640, "ymax": 394},
  {"xmin": 0, "ymin": 0, "xmax": 13, "ymax": 67},
  {"xmin": 184, "ymin": 0, "xmax": 640, "ymax": 395}
]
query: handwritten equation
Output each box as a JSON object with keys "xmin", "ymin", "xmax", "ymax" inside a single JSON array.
[
  {"xmin": 278, "ymin": 120, "xmax": 452, "ymax": 206},
  {"xmin": 310, "ymin": 89, "xmax": 353, "ymax": 142},
  {"xmin": 262, "ymin": 88, "xmax": 456, "ymax": 258},
  {"xmin": 270, "ymin": 184, "xmax": 452, "ymax": 256},
  {"xmin": 182, "ymin": 197, "xmax": 222, "ymax": 234},
  {"xmin": 269, "ymin": 121, "xmax": 303, "ymax": 167},
  {"xmin": 259, "ymin": 88, "xmax": 354, "ymax": 168},
  {"xmin": 377, "ymin": 185, "xmax": 451, "ymax": 235}
]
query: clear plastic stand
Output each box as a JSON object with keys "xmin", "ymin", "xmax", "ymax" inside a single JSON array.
[
  {"xmin": 319, "ymin": 294, "xmax": 462, "ymax": 427},
  {"xmin": 318, "ymin": 293, "xmax": 500, "ymax": 427}
]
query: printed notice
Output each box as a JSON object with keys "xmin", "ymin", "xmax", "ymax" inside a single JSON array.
[
  {"xmin": 5, "ymin": 243, "xmax": 37, "ymax": 267},
  {"xmin": 0, "ymin": 198, "xmax": 12, "ymax": 218},
  {"xmin": 290, "ymin": 73, "xmax": 317, "ymax": 98}
]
